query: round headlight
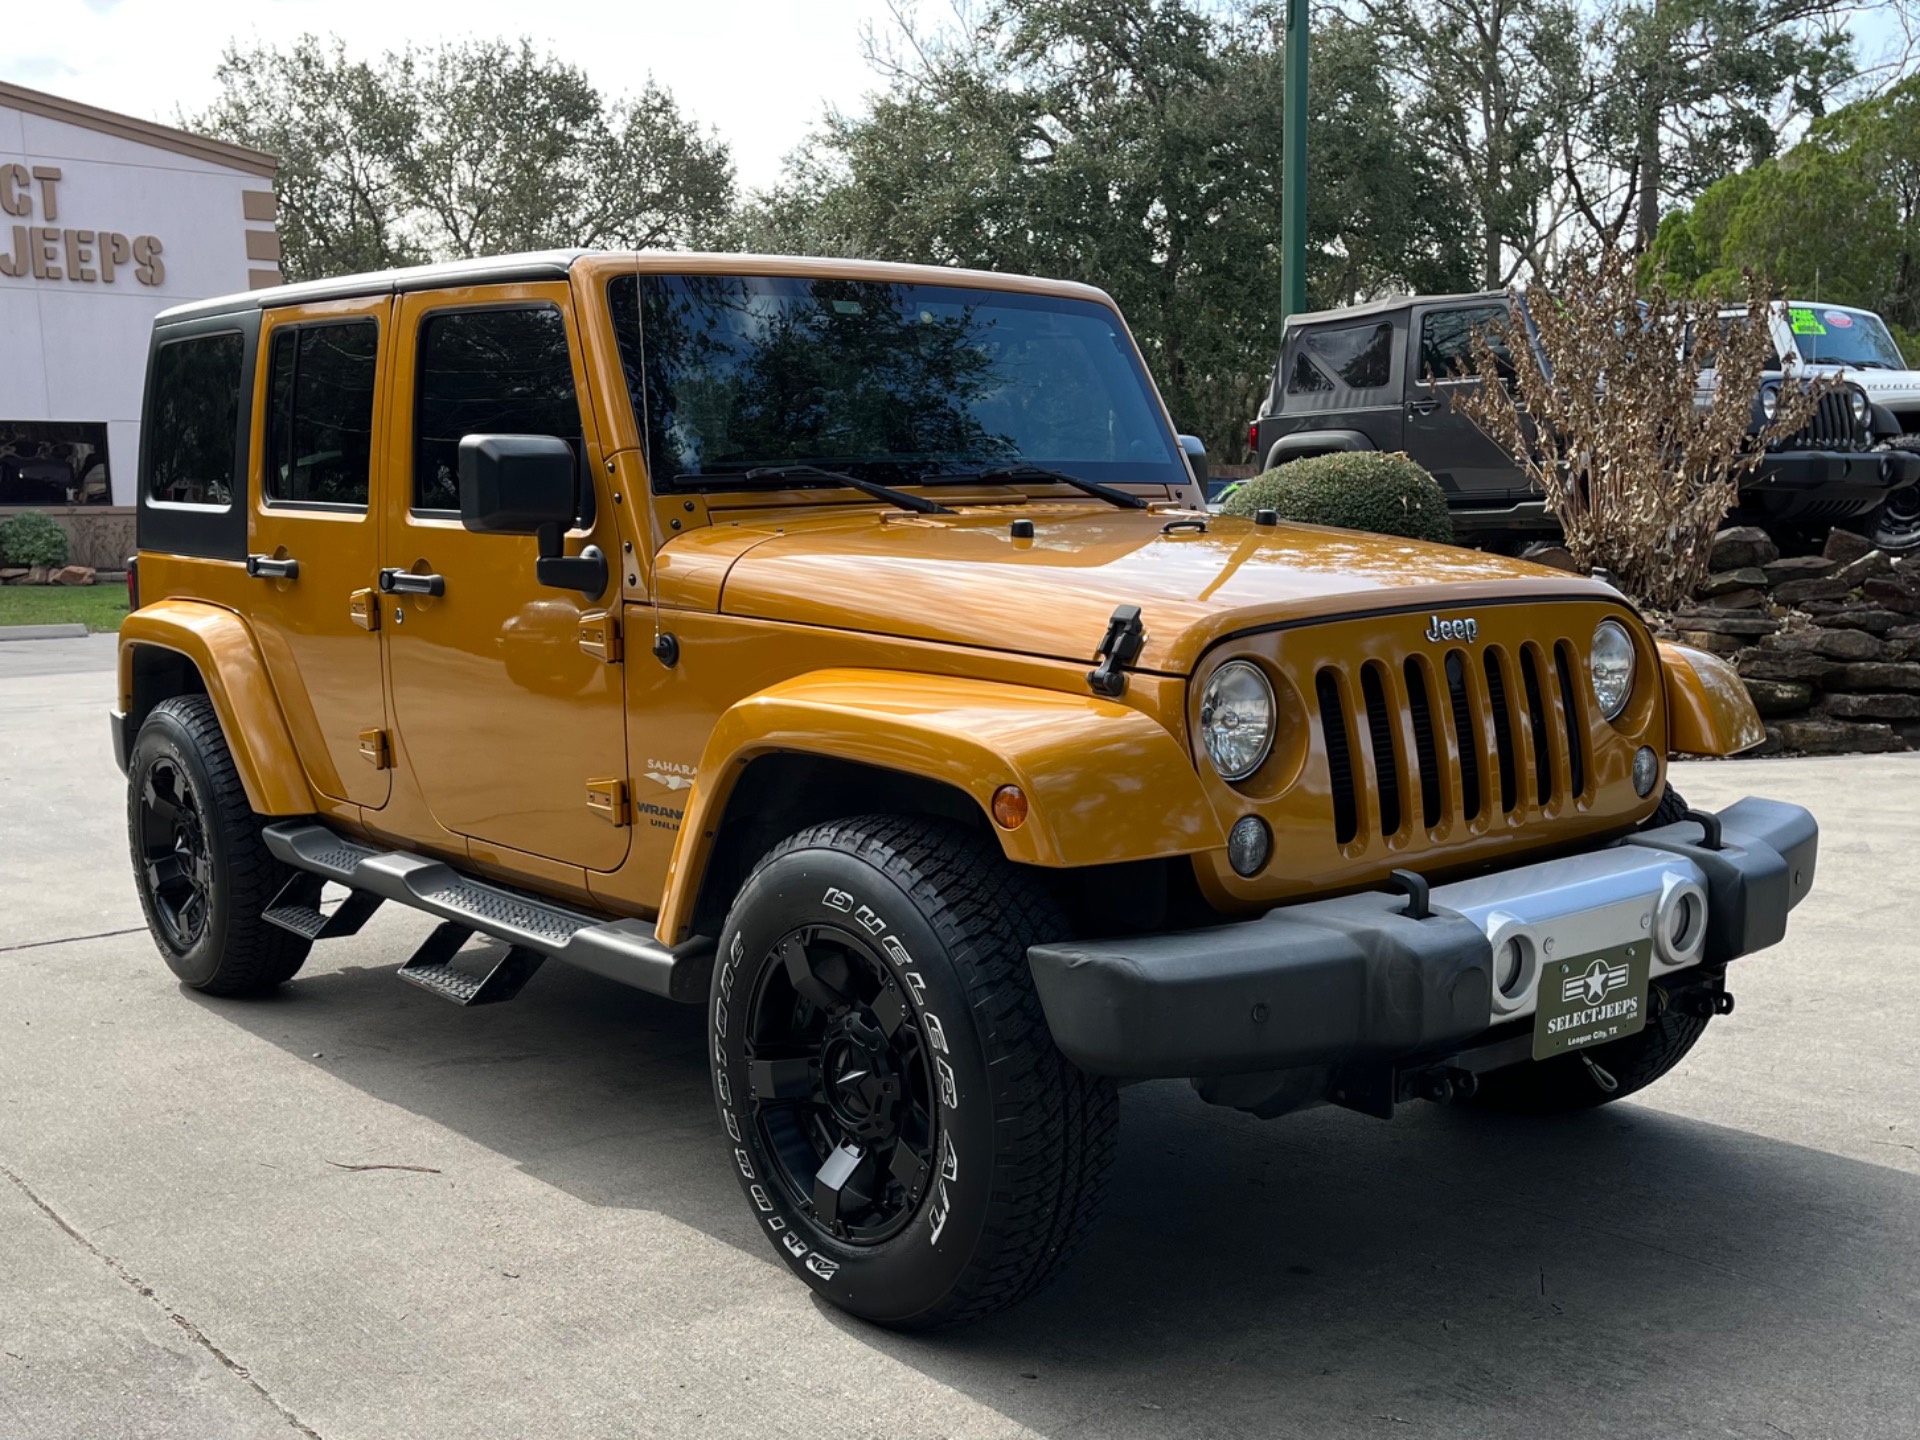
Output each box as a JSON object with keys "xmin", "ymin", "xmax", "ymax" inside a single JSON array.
[
  {"xmin": 1760, "ymin": 383, "xmax": 1780, "ymax": 420},
  {"xmin": 1849, "ymin": 387, "xmax": 1869, "ymax": 423},
  {"xmin": 1590, "ymin": 620, "xmax": 1636, "ymax": 721},
  {"xmin": 1200, "ymin": 660, "xmax": 1276, "ymax": 782}
]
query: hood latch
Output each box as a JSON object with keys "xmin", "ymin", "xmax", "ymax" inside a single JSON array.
[{"xmin": 1087, "ymin": 604, "xmax": 1145, "ymax": 698}]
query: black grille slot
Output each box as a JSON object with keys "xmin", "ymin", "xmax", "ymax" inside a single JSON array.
[
  {"xmin": 1404, "ymin": 658, "xmax": 1443, "ymax": 829},
  {"xmin": 1360, "ymin": 663, "xmax": 1401, "ymax": 837},
  {"xmin": 1789, "ymin": 390, "xmax": 1864, "ymax": 450},
  {"xmin": 1444, "ymin": 650, "xmax": 1482, "ymax": 821},
  {"xmin": 1318, "ymin": 669, "xmax": 1359, "ymax": 845},
  {"xmin": 1520, "ymin": 646, "xmax": 1553, "ymax": 805},
  {"xmin": 1483, "ymin": 649, "xmax": 1518, "ymax": 814},
  {"xmin": 1555, "ymin": 642, "xmax": 1587, "ymax": 798}
]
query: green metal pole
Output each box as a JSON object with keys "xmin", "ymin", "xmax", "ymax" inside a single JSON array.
[{"xmin": 1281, "ymin": 0, "xmax": 1309, "ymax": 323}]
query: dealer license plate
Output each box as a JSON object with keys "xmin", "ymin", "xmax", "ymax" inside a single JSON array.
[{"xmin": 1532, "ymin": 943, "xmax": 1651, "ymax": 1061}]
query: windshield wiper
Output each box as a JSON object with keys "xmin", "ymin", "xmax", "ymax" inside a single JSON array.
[
  {"xmin": 737, "ymin": 464, "xmax": 953, "ymax": 515},
  {"xmin": 927, "ymin": 463, "xmax": 1150, "ymax": 510}
]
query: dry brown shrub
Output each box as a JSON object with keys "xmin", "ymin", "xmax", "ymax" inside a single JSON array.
[{"xmin": 1450, "ymin": 250, "xmax": 1830, "ymax": 609}]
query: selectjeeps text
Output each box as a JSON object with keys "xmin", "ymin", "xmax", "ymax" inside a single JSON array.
[{"xmin": 116, "ymin": 251, "xmax": 1817, "ymax": 1328}]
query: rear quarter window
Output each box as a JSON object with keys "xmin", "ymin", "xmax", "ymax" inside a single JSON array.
[
  {"xmin": 1290, "ymin": 322, "xmax": 1394, "ymax": 393},
  {"xmin": 146, "ymin": 331, "xmax": 246, "ymax": 508}
]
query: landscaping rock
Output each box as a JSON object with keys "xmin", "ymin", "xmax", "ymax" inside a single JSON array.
[
  {"xmin": 1860, "ymin": 575, "xmax": 1920, "ymax": 607},
  {"xmin": 1767, "ymin": 716, "xmax": 1907, "ymax": 754},
  {"xmin": 1666, "ymin": 608, "xmax": 1780, "ymax": 637},
  {"xmin": 1804, "ymin": 605, "xmax": 1907, "ymax": 635},
  {"xmin": 1520, "ymin": 544, "xmax": 1579, "ymax": 572},
  {"xmin": 1834, "ymin": 662, "xmax": 1920, "ymax": 693},
  {"xmin": 1710, "ymin": 526, "xmax": 1778, "ymax": 571},
  {"xmin": 1673, "ymin": 629, "xmax": 1745, "ymax": 656},
  {"xmin": 1817, "ymin": 691, "xmax": 1920, "ymax": 720},
  {"xmin": 0, "ymin": 567, "xmax": 26, "ymax": 583},
  {"xmin": 23, "ymin": 565, "xmax": 50, "ymax": 585},
  {"xmin": 1699, "ymin": 567, "xmax": 1769, "ymax": 597},
  {"xmin": 1835, "ymin": 550, "xmax": 1894, "ymax": 586},
  {"xmin": 1762, "ymin": 554, "xmax": 1839, "ymax": 585},
  {"xmin": 1823, "ymin": 528, "xmax": 1876, "ymax": 565},
  {"xmin": 1739, "ymin": 677, "xmax": 1815, "ymax": 715},
  {"xmin": 1737, "ymin": 651, "xmax": 1846, "ymax": 684},
  {"xmin": 1762, "ymin": 626, "xmax": 1884, "ymax": 660},
  {"xmin": 1772, "ymin": 575, "xmax": 1852, "ymax": 605},
  {"xmin": 1703, "ymin": 587, "xmax": 1766, "ymax": 609},
  {"xmin": 51, "ymin": 565, "xmax": 95, "ymax": 587}
]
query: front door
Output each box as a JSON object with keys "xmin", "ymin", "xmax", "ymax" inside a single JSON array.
[
  {"xmin": 248, "ymin": 298, "xmax": 392, "ymax": 809},
  {"xmin": 382, "ymin": 283, "xmax": 630, "ymax": 872},
  {"xmin": 1405, "ymin": 302, "xmax": 1525, "ymax": 503}
]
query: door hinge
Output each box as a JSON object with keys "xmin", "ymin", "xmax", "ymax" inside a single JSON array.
[
  {"xmin": 349, "ymin": 588, "xmax": 380, "ymax": 631},
  {"xmin": 586, "ymin": 778, "xmax": 631, "ymax": 827},
  {"xmin": 578, "ymin": 610, "xmax": 622, "ymax": 663},
  {"xmin": 358, "ymin": 728, "xmax": 392, "ymax": 770}
]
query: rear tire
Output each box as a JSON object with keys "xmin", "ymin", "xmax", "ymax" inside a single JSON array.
[
  {"xmin": 710, "ymin": 815, "xmax": 1117, "ymax": 1329},
  {"xmin": 127, "ymin": 696, "xmax": 310, "ymax": 995}
]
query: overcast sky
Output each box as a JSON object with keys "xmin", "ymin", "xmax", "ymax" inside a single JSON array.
[{"xmin": 5, "ymin": 0, "xmax": 898, "ymax": 194}]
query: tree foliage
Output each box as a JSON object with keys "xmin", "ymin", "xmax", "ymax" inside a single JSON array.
[
  {"xmin": 193, "ymin": 37, "xmax": 734, "ymax": 282},
  {"xmin": 731, "ymin": 0, "xmax": 1473, "ymax": 458},
  {"xmin": 1452, "ymin": 251, "xmax": 1827, "ymax": 607},
  {"xmin": 1645, "ymin": 72, "xmax": 1920, "ymax": 357}
]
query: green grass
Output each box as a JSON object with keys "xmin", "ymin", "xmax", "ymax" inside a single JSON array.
[{"xmin": 0, "ymin": 583, "xmax": 130, "ymax": 632}]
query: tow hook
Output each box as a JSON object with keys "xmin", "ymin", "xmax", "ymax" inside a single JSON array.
[
  {"xmin": 1415, "ymin": 1066, "xmax": 1479, "ymax": 1105},
  {"xmin": 1685, "ymin": 989, "xmax": 1737, "ymax": 1019}
]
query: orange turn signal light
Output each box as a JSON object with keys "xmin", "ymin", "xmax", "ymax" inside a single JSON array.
[{"xmin": 991, "ymin": 784, "xmax": 1029, "ymax": 830}]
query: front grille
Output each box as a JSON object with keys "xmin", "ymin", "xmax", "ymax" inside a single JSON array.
[
  {"xmin": 1785, "ymin": 390, "xmax": 1865, "ymax": 450},
  {"xmin": 1314, "ymin": 639, "xmax": 1591, "ymax": 848}
]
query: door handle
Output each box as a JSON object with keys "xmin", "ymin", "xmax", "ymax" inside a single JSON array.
[
  {"xmin": 245, "ymin": 554, "xmax": 300, "ymax": 580},
  {"xmin": 378, "ymin": 567, "xmax": 445, "ymax": 597},
  {"xmin": 1406, "ymin": 399, "xmax": 1442, "ymax": 416}
]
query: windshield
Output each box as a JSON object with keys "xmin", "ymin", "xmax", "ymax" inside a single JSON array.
[
  {"xmin": 1781, "ymin": 305, "xmax": 1908, "ymax": 369},
  {"xmin": 608, "ymin": 273, "xmax": 1186, "ymax": 493}
]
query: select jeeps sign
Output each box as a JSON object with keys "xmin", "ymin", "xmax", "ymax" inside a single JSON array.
[{"xmin": 0, "ymin": 163, "xmax": 164, "ymax": 285}]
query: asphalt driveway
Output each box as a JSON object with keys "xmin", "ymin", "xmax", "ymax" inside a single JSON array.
[{"xmin": 3, "ymin": 633, "xmax": 1916, "ymax": 1439}]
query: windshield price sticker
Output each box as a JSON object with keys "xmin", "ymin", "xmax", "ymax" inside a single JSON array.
[
  {"xmin": 1788, "ymin": 307, "xmax": 1827, "ymax": 336},
  {"xmin": 1825, "ymin": 310, "xmax": 1854, "ymax": 328}
]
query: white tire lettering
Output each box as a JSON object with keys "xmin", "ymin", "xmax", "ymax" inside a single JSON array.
[
  {"xmin": 749, "ymin": 1184, "xmax": 773, "ymax": 1213},
  {"xmin": 734, "ymin": 1148, "xmax": 755, "ymax": 1180},
  {"xmin": 805, "ymin": 1254, "xmax": 840, "ymax": 1281},
  {"xmin": 928, "ymin": 1179, "xmax": 950, "ymax": 1244},
  {"xmin": 923, "ymin": 1011, "xmax": 949, "ymax": 1054},
  {"xmin": 724, "ymin": 1110, "xmax": 740, "ymax": 1142},
  {"xmin": 935, "ymin": 1056, "xmax": 958, "ymax": 1110},
  {"xmin": 941, "ymin": 1133, "xmax": 959, "ymax": 1182},
  {"xmin": 781, "ymin": 1231, "xmax": 808, "ymax": 1259},
  {"xmin": 882, "ymin": 935, "xmax": 913, "ymax": 970},
  {"xmin": 823, "ymin": 887, "xmax": 854, "ymax": 913}
]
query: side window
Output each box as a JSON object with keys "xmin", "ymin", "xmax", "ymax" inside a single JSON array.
[
  {"xmin": 413, "ymin": 305, "xmax": 589, "ymax": 520},
  {"xmin": 1291, "ymin": 322, "xmax": 1393, "ymax": 393},
  {"xmin": 1420, "ymin": 306, "xmax": 1510, "ymax": 382},
  {"xmin": 265, "ymin": 320, "xmax": 379, "ymax": 507},
  {"xmin": 147, "ymin": 331, "xmax": 245, "ymax": 507}
]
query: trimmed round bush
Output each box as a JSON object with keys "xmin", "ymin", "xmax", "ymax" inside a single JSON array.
[
  {"xmin": 1220, "ymin": 450, "xmax": 1454, "ymax": 544},
  {"xmin": 0, "ymin": 511, "xmax": 70, "ymax": 569}
]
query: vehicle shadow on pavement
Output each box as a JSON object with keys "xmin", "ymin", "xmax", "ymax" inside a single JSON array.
[{"xmin": 201, "ymin": 947, "xmax": 1920, "ymax": 1440}]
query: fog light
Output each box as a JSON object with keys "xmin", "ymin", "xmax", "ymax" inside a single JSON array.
[
  {"xmin": 1228, "ymin": 815, "xmax": 1271, "ymax": 877},
  {"xmin": 991, "ymin": 784, "xmax": 1028, "ymax": 830},
  {"xmin": 1632, "ymin": 745, "xmax": 1659, "ymax": 798}
]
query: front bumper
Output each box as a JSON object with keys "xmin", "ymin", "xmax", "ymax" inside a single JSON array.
[
  {"xmin": 1748, "ymin": 448, "xmax": 1919, "ymax": 519},
  {"xmin": 1028, "ymin": 797, "xmax": 1816, "ymax": 1084}
]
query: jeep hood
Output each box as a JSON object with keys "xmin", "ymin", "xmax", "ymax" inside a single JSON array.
[{"xmin": 667, "ymin": 508, "xmax": 1616, "ymax": 675}]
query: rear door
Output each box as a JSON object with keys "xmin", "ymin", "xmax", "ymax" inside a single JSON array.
[
  {"xmin": 1405, "ymin": 302, "xmax": 1523, "ymax": 502},
  {"xmin": 380, "ymin": 282, "xmax": 629, "ymax": 872},
  {"xmin": 247, "ymin": 298, "xmax": 392, "ymax": 809}
]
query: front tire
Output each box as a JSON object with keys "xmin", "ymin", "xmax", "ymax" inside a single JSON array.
[
  {"xmin": 710, "ymin": 816, "xmax": 1117, "ymax": 1329},
  {"xmin": 127, "ymin": 695, "xmax": 310, "ymax": 995}
]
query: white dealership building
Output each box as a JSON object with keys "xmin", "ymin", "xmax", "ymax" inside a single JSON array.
[{"xmin": 1, "ymin": 81, "xmax": 280, "ymax": 521}]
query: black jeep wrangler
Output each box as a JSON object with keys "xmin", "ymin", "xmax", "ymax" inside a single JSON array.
[{"xmin": 1246, "ymin": 291, "xmax": 1920, "ymax": 545}]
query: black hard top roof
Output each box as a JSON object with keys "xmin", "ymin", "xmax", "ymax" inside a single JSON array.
[{"xmin": 1284, "ymin": 289, "xmax": 1510, "ymax": 330}]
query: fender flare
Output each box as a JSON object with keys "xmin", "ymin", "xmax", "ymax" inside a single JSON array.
[
  {"xmin": 1659, "ymin": 642, "xmax": 1766, "ymax": 758},
  {"xmin": 1266, "ymin": 429, "xmax": 1376, "ymax": 469},
  {"xmin": 119, "ymin": 601, "xmax": 317, "ymax": 814},
  {"xmin": 654, "ymin": 669, "xmax": 1226, "ymax": 944}
]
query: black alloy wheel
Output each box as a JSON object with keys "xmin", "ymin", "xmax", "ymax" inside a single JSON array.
[
  {"xmin": 137, "ymin": 756, "xmax": 214, "ymax": 952},
  {"xmin": 711, "ymin": 816, "xmax": 1117, "ymax": 1329},
  {"xmin": 745, "ymin": 924, "xmax": 938, "ymax": 1244},
  {"xmin": 126, "ymin": 695, "xmax": 310, "ymax": 994}
]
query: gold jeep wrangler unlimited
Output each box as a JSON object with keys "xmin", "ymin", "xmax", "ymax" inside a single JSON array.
[{"xmin": 115, "ymin": 251, "xmax": 1816, "ymax": 1328}]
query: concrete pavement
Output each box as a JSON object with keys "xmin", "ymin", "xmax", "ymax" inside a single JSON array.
[{"xmin": 3, "ymin": 633, "xmax": 1918, "ymax": 1439}]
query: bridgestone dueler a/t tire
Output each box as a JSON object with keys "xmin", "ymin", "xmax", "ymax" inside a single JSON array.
[
  {"xmin": 127, "ymin": 696, "xmax": 311, "ymax": 995},
  {"xmin": 710, "ymin": 816, "xmax": 1118, "ymax": 1329}
]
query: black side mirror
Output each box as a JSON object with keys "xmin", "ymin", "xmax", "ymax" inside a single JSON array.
[
  {"xmin": 457, "ymin": 434, "xmax": 607, "ymax": 599},
  {"xmin": 1177, "ymin": 434, "xmax": 1209, "ymax": 488}
]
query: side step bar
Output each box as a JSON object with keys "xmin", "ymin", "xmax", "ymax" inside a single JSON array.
[{"xmin": 260, "ymin": 822, "xmax": 713, "ymax": 1004}]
